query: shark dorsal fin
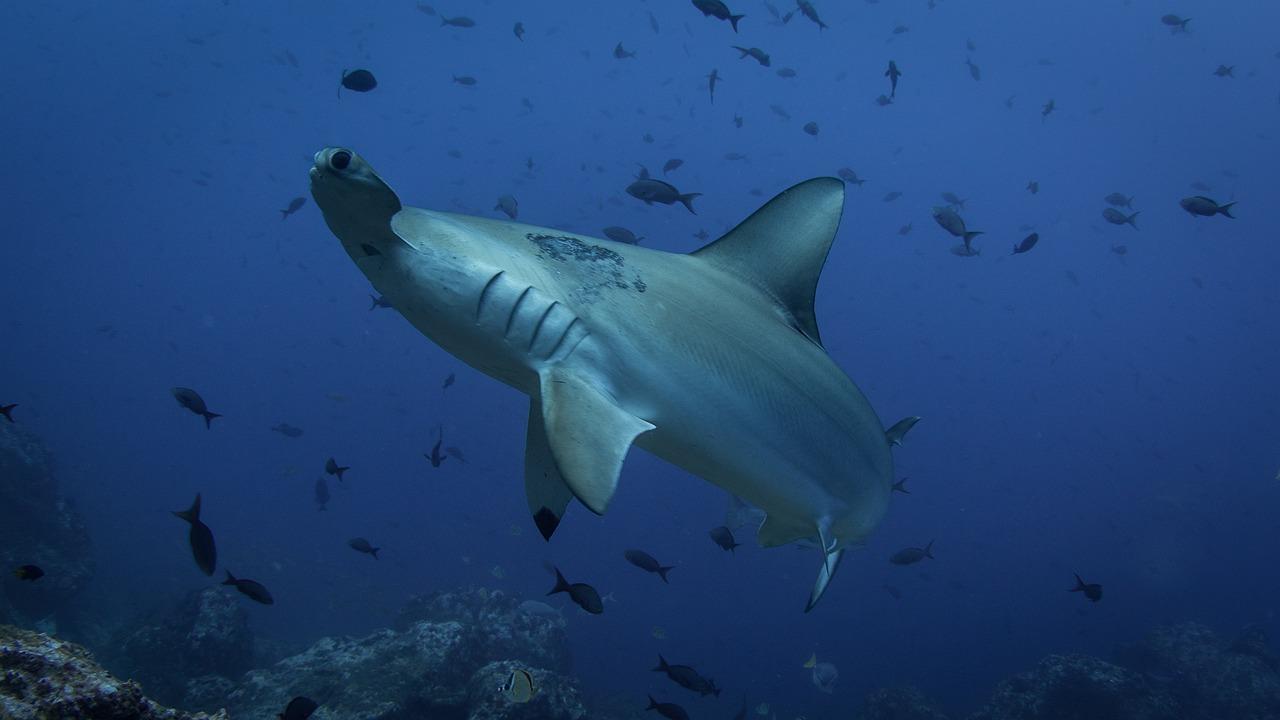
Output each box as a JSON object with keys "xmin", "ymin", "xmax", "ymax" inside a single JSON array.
[{"xmin": 692, "ymin": 178, "xmax": 844, "ymax": 347}]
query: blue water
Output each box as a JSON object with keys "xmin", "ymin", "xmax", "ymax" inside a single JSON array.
[{"xmin": 3, "ymin": 1, "xmax": 1279, "ymax": 716}]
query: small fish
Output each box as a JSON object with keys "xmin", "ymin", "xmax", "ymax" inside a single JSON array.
[
  {"xmin": 173, "ymin": 493, "xmax": 217, "ymax": 576},
  {"xmin": 885, "ymin": 60, "xmax": 901, "ymax": 97},
  {"xmin": 279, "ymin": 696, "xmax": 319, "ymax": 720},
  {"xmin": 13, "ymin": 565, "xmax": 44, "ymax": 581},
  {"xmin": 875, "ymin": 94, "xmax": 894, "ymax": 106},
  {"xmin": 802, "ymin": 121, "xmax": 819, "ymax": 136},
  {"xmin": 417, "ymin": 3, "xmax": 436, "ymax": 15},
  {"xmin": 603, "ymin": 226, "xmax": 644, "ymax": 244},
  {"xmin": 223, "ymin": 570, "xmax": 274, "ymax": 605},
  {"xmin": 1042, "ymin": 99, "xmax": 1055, "ymax": 118},
  {"xmin": 626, "ymin": 178, "xmax": 701, "ymax": 213},
  {"xmin": 707, "ymin": 68, "xmax": 720, "ymax": 103},
  {"xmin": 614, "ymin": 42, "xmax": 637, "ymax": 59},
  {"xmin": 314, "ymin": 477, "xmax": 329, "ymax": 511},
  {"xmin": 425, "ymin": 426, "xmax": 448, "ymax": 467},
  {"xmin": 889, "ymin": 540, "xmax": 934, "ymax": 565},
  {"xmin": 1161, "ymin": 14, "xmax": 1191, "ymax": 33},
  {"xmin": 882, "ymin": 191, "xmax": 902, "ymax": 202},
  {"xmin": 769, "ymin": 104, "xmax": 790, "ymax": 120},
  {"xmin": 810, "ymin": 658, "xmax": 838, "ymax": 693},
  {"xmin": 776, "ymin": 67, "xmax": 797, "ymax": 78},
  {"xmin": 452, "ymin": 75, "xmax": 477, "ymax": 86},
  {"xmin": 279, "ymin": 197, "xmax": 306, "ymax": 219},
  {"xmin": 1190, "ymin": 180, "xmax": 1212, "ymax": 192},
  {"xmin": 348, "ymin": 537, "xmax": 380, "ymax": 559},
  {"xmin": 940, "ymin": 192, "xmax": 967, "ymax": 209},
  {"xmin": 693, "ymin": 229, "xmax": 710, "ymax": 241},
  {"xmin": 891, "ymin": 478, "xmax": 910, "ymax": 494},
  {"xmin": 837, "ymin": 168, "xmax": 866, "ymax": 185},
  {"xmin": 932, "ymin": 207, "xmax": 982, "ymax": 247},
  {"xmin": 440, "ymin": 15, "xmax": 475, "ymax": 28},
  {"xmin": 625, "ymin": 550, "xmax": 675, "ymax": 583},
  {"xmin": 369, "ymin": 293, "xmax": 394, "ymax": 310},
  {"xmin": 795, "ymin": 0, "xmax": 828, "ymax": 29},
  {"xmin": 646, "ymin": 696, "xmax": 691, "ymax": 720},
  {"xmin": 663, "ymin": 158, "xmax": 684, "ymax": 174},
  {"xmin": 649, "ymin": 10, "xmax": 660, "ymax": 33},
  {"xmin": 652, "ymin": 654, "xmax": 721, "ymax": 697},
  {"xmin": 513, "ymin": 22, "xmax": 524, "ymax": 41},
  {"xmin": 733, "ymin": 114, "xmax": 743, "ymax": 127},
  {"xmin": 692, "ymin": 0, "xmax": 745, "ymax": 33},
  {"xmin": 1213, "ymin": 65, "xmax": 1234, "ymax": 78},
  {"xmin": 445, "ymin": 446, "xmax": 468, "ymax": 463},
  {"xmin": 325, "ymin": 457, "xmax": 349, "ymax": 481},
  {"xmin": 897, "ymin": 223, "xmax": 912, "ymax": 236},
  {"xmin": 0, "ymin": 404, "xmax": 16, "ymax": 422},
  {"xmin": 643, "ymin": 132, "xmax": 655, "ymax": 144},
  {"xmin": 965, "ymin": 57, "xmax": 981, "ymax": 81},
  {"xmin": 885, "ymin": 416, "xmax": 921, "ymax": 446},
  {"xmin": 1180, "ymin": 196, "xmax": 1236, "ymax": 218},
  {"xmin": 1110, "ymin": 244, "xmax": 1128, "ymax": 256},
  {"xmin": 500, "ymin": 668, "xmax": 537, "ymax": 703},
  {"xmin": 271, "ymin": 423, "xmax": 303, "ymax": 438},
  {"xmin": 1012, "ymin": 232, "xmax": 1040, "ymax": 255},
  {"xmin": 171, "ymin": 387, "xmax": 221, "ymax": 428},
  {"xmin": 339, "ymin": 69, "xmax": 377, "ymax": 95},
  {"xmin": 731, "ymin": 46, "xmax": 771, "ymax": 67},
  {"xmin": 443, "ymin": 372, "xmax": 456, "ymax": 389},
  {"xmin": 1104, "ymin": 193, "xmax": 1135, "ymax": 209},
  {"xmin": 1102, "ymin": 207, "xmax": 1140, "ymax": 229},
  {"xmin": 547, "ymin": 566, "xmax": 604, "ymax": 614},
  {"xmin": 709, "ymin": 526, "xmax": 740, "ymax": 552},
  {"xmin": 494, "ymin": 194, "xmax": 518, "ymax": 219},
  {"xmin": 1026, "ymin": 180, "xmax": 1039, "ymax": 194},
  {"xmin": 1070, "ymin": 574, "xmax": 1102, "ymax": 602}
]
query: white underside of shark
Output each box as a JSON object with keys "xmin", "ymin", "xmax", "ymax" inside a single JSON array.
[{"xmin": 309, "ymin": 147, "xmax": 895, "ymax": 611}]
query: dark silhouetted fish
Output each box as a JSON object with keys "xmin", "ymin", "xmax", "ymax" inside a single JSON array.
[
  {"xmin": 173, "ymin": 493, "xmax": 216, "ymax": 576},
  {"xmin": 837, "ymin": 168, "xmax": 866, "ymax": 186},
  {"xmin": 709, "ymin": 526, "xmax": 740, "ymax": 552},
  {"xmin": 271, "ymin": 423, "xmax": 303, "ymax": 438},
  {"xmin": 369, "ymin": 293, "xmax": 394, "ymax": 310},
  {"xmin": 614, "ymin": 42, "xmax": 637, "ymax": 59},
  {"xmin": 884, "ymin": 416, "xmax": 920, "ymax": 446},
  {"xmin": 349, "ymin": 537, "xmax": 380, "ymax": 559},
  {"xmin": 646, "ymin": 696, "xmax": 691, "ymax": 720},
  {"xmin": 443, "ymin": 372, "xmax": 456, "ymax": 389},
  {"xmin": 280, "ymin": 197, "xmax": 306, "ymax": 219},
  {"xmin": 796, "ymin": 0, "xmax": 828, "ymax": 29},
  {"xmin": 1213, "ymin": 64, "xmax": 1234, "ymax": 78},
  {"xmin": 1042, "ymin": 99, "xmax": 1055, "ymax": 119},
  {"xmin": 1026, "ymin": 180, "xmax": 1039, "ymax": 194},
  {"xmin": 875, "ymin": 94, "xmax": 894, "ymax": 106},
  {"xmin": 891, "ymin": 478, "xmax": 910, "ymax": 494},
  {"xmin": 885, "ymin": 60, "xmax": 901, "ymax": 97},
  {"xmin": 898, "ymin": 223, "xmax": 912, "ymax": 236},
  {"xmin": 440, "ymin": 15, "xmax": 475, "ymax": 27},
  {"xmin": 692, "ymin": 0, "xmax": 745, "ymax": 32},
  {"xmin": 13, "ymin": 565, "xmax": 43, "ymax": 581},
  {"xmin": 1070, "ymin": 573, "xmax": 1102, "ymax": 602},
  {"xmin": 547, "ymin": 567, "xmax": 603, "ymax": 614},
  {"xmin": 883, "ymin": 190, "xmax": 902, "ymax": 202},
  {"xmin": 1161, "ymin": 14, "xmax": 1191, "ymax": 33},
  {"xmin": 653, "ymin": 654, "xmax": 720, "ymax": 696},
  {"xmin": 1012, "ymin": 233, "xmax": 1040, "ymax": 255},
  {"xmin": 495, "ymin": 194, "xmax": 518, "ymax": 219},
  {"xmin": 1105, "ymin": 193, "xmax": 1134, "ymax": 208},
  {"xmin": 776, "ymin": 67, "xmax": 797, "ymax": 78},
  {"xmin": 625, "ymin": 550, "xmax": 675, "ymax": 583},
  {"xmin": 1180, "ymin": 196, "xmax": 1235, "ymax": 218},
  {"xmin": 731, "ymin": 46, "xmax": 770, "ymax": 66},
  {"xmin": 802, "ymin": 121, "xmax": 819, "ymax": 136},
  {"xmin": 603, "ymin": 226, "xmax": 644, "ymax": 244},
  {"xmin": 889, "ymin": 540, "xmax": 934, "ymax": 565},
  {"xmin": 445, "ymin": 446, "xmax": 467, "ymax": 463},
  {"xmin": 1102, "ymin": 207, "xmax": 1140, "ymax": 229},
  {"xmin": 223, "ymin": 570, "xmax": 274, "ymax": 604},
  {"xmin": 280, "ymin": 696, "xmax": 319, "ymax": 720},
  {"xmin": 965, "ymin": 57, "xmax": 981, "ymax": 81},
  {"xmin": 941, "ymin": 192, "xmax": 966, "ymax": 209},
  {"xmin": 452, "ymin": 75, "xmax": 477, "ymax": 86},
  {"xmin": 513, "ymin": 22, "xmax": 524, "ymax": 41},
  {"xmin": 172, "ymin": 387, "xmax": 221, "ymax": 428},
  {"xmin": 0, "ymin": 404, "xmax": 15, "ymax": 423},
  {"xmin": 315, "ymin": 477, "xmax": 329, "ymax": 511},
  {"xmin": 627, "ymin": 178, "xmax": 701, "ymax": 213},
  {"xmin": 932, "ymin": 207, "xmax": 982, "ymax": 246},
  {"xmin": 425, "ymin": 426, "xmax": 448, "ymax": 467},
  {"xmin": 325, "ymin": 457, "xmax": 349, "ymax": 481},
  {"xmin": 339, "ymin": 69, "xmax": 377, "ymax": 96},
  {"xmin": 663, "ymin": 158, "xmax": 684, "ymax": 174},
  {"xmin": 707, "ymin": 68, "xmax": 720, "ymax": 103}
]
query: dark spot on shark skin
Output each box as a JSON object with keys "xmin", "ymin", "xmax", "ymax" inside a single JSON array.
[{"xmin": 526, "ymin": 233, "xmax": 647, "ymax": 301}]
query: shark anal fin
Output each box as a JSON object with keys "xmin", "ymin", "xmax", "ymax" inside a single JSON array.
[
  {"xmin": 525, "ymin": 399, "xmax": 574, "ymax": 540},
  {"xmin": 539, "ymin": 368, "xmax": 654, "ymax": 515}
]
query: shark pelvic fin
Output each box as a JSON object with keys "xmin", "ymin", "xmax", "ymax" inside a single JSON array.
[
  {"xmin": 805, "ymin": 546, "xmax": 845, "ymax": 613},
  {"xmin": 524, "ymin": 398, "xmax": 575, "ymax": 540},
  {"xmin": 692, "ymin": 177, "xmax": 844, "ymax": 347},
  {"xmin": 539, "ymin": 368, "xmax": 655, "ymax": 515}
]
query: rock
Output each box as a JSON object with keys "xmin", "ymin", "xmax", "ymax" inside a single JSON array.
[
  {"xmin": 467, "ymin": 660, "xmax": 586, "ymax": 720},
  {"xmin": 967, "ymin": 654, "xmax": 1179, "ymax": 720},
  {"xmin": 859, "ymin": 686, "xmax": 950, "ymax": 720},
  {"xmin": 0, "ymin": 422, "xmax": 93, "ymax": 629},
  {"xmin": 114, "ymin": 587, "xmax": 253, "ymax": 707},
  {"xmin": 0, "ymin": 623, "xmax": 227, "ymax": 719}
]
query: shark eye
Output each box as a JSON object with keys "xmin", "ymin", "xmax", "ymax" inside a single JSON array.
[{"xmin": 330, "ymin": 150, "xmax": 352, "ymax": 171}]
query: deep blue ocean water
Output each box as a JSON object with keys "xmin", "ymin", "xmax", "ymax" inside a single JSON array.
[{"xmin": 2, "ymin": 1, "xmax": 1278, "ymax": 716}]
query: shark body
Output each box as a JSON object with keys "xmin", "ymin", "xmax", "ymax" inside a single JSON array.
[{"xmin": 309, "ymin": 148, "xmax": 894, "ymax": 610}]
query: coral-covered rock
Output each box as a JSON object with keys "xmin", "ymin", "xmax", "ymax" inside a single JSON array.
[
  {"xmin": 0, "ymin": 422, "xmax": 93, "ymax": 629},
  {"xmin": 396, "ymin": 586, "xmax": 570, "ymax": 672},
  {"xmin": 967, "ymin": 654, "xmax": 1179, "ymax": 720},
  {"xmin": 859, "ymin": 686, "xmax": 950, "ymax": 720},
  {"xmin": 467, "ymin": 660, "xmax": 586, "ymax": 720},
  {"xmin": 0, "ymin": 624, "xmax": 226, "ymax": 719}
]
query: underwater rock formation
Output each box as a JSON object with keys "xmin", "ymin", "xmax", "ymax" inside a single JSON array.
[
  {"xmin": 115, "ymin": 587, "xmax": 254, "ymax": 707},
  {"xmin": 222, "ymin": 587, "xmax": 582, "ymax": 719},
  {"xmin": 967, "ymin": 653, "xmax": 1179, "ymax": 720},
  {"xmin": 0, "ymin": 422, "xmax": 93, "ymax": 630},
  {"xmin": 0, "ymin": 623, "xmax": 227, "ymax": 719},
  {"xmin": 858, "ymin": 686, "xmax": 950, "ymax": 720}
]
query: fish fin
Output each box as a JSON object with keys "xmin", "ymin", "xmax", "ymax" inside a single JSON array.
[
  {"xmin": 692, "ymin": 177, "xmax": 844, "ymax": 347},
  {"xmin": 538, "ymin": 368, "xmax": 654, "ymax": 515},
  {"xmin": 547, "ymin": 567, "xmax": 570, "ymax": 596},
  {"xmin": 651, "ymin": 654, "xmax": 669, "ymax": 672},
  {"xmin": 658, "ymin": 565, "xmax": 674, "ymax": 583},
  {"xmin": 805, "ymin": 546, "xmax": 845, "ymax": 613},
  {"xmin": 524, "ymin": 398, "xmax": 575, "ymax": 540},
  {"xmin": 202, "ymin": 411, "xmax": 221, "ymax": 429},
  {"xmin": 678, "ymin": 193, "xmax": 701, "ymax": 214},
  {"xmin": 1218, "ymin": 202, "xmax": 1236, "ymax": 218},
  {"xmin": 222, "ymin": 570, "xmax": 236, "ymax": 585},
  {"xmin": 0, "ymin": 404, "xmax": 14, "ymax": 422},
  {"xmin": 729, "ymin": 14, "xmax": 744, "ymax": 32},
  {"xmin": 924, "ymin": 539, "xmax": 935, "ymax": 558},
  {"xmin": 173, "ymin": 493, "xmax": 201, "ymax": 523}
]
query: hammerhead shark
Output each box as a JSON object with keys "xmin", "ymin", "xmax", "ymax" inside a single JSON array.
[{"xmin": 309, "ymin": 147, "xmax": 899, "ymax": 611}]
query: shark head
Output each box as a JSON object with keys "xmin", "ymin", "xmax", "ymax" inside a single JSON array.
[{"xmin": 310, "ymin": 148, "xmax": 403, "ymax": 259}]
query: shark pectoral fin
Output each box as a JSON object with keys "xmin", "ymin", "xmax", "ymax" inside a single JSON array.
[
  {"xmin": 692, "ymin": 177, "xmax": 844, "ymax": 347},
  {"xmin": 539, "ymin": 368, "xmax": 655, "ymax": 515},
  {"xmin": 524, "ymin": 399, "xmax": 575, "ymax": 540},
  {"xmin": 805, "ymin": 547, "xmax": 845, "ymax": 613}
]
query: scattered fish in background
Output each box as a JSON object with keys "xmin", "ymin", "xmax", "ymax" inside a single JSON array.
[
  {"xmin": 339, "ymin": 68, "xmax": 377, "ymax": 95},
  {"xmin": 270, "ymin": 422, "xmax": 303, "ymax": 438},
  {"xmin": 443, "ymin": 372, "xmax": 456, "ymax": 390},
  {"xmin": 1213, "ymin": 65, "xmax": 1235, "ymax": 78},
  {"xmin": 708, "ymin": 526, "xmax": 740, "ymax": 553},
  {"xmin": 732, "ymin": 46, "xmax": 771, "ymax": 67},
  {"xmin": 626, "ymin": 175, "xmax": 701, "ymax": 213},
  {"xmin": 706, "ymin": 68, "xmax": 720, "ymax": 103},
  {"xmin": 440, "ymin": 15, "xmax": 475, "ymax": 28},
  {"xmin": 776, "ymin": 67, "xmax": 797, "ymax": 78},
  {"xmin": 279, "ymin": 197, "xmax": 306, "ymax": 219},
  {"xmin": 795, "ymin": 0, "xmax": 828, "ymax": 30},
  {"xmin": 512, "ymin": 22, "xmax": 524, "ymax": 41},
  {"xmin": 802, "ymin": 121, "xmax": 819, "ymax": 136},
  {"xmin": 890, "ymin": 540, "xmax": 935, "ymax": 565},
  {"xmin": 445, "ymin": 445, "xmax": 467, "ymax": 463},
  {"xmin": 941, "ymin": 192, "xmax": 967, "ymax": 210},
  {"xmin": 1071, "ymin": 574, "xmax": 1103, "ymax": 602},
  {"xmin": 875, "ymin": 94, "xmax": 894, "ymax": 106},
  {"xmin": 171, "ymin": 387, "xmax": 221, "ymax": 429},
  {"xmin": 1012, "ymin": 232, "xmax": 1040, "ymax": 255},
  {"xmin": 0, "ymin": 404, "xmax": 16, "ymax": 422},
  {"xmin": 652, "ymin": 654, "xmax": 721, "ymax": 696},
  {"xmin": 13, "ymin": 565, "xmax": 44, "ymax": 581},
  {"xmin": 1161, "ymin": 14, "xmax": 1191, "ymax": 33},
  {"xmin": 898, "ymin": 222, "xmax": 913, "ymax": 236},
  {"xmin": 1105, "ymin": 193, "xmax": 1135, "ymax": 209},
  {"xmin": 324, "ymin": 457, "xmax": 349, "ymax": 482},
  {"xmin": 1042, "ymin": 99, "xmax": 1056, "ymax": 119},
  {"xmin": 314, "ymin": 477, "xmax": 329, "ymax": 511},
  {"xmin": 885, "ymin": 60, "xmax": 902, "ymax": 97},
  {"xmin": 614, "ymin": 42, "xmax": 637, "ymax": 59},
  {"xmin": 547, "ymin": 567, "xmax": 604, "ymax": 614},
  {"xmin": 1102, "ymin": 207, "xmax": 1140, "ymax": 229},
  {"xmin": 173, "ymin": 493, "xmax": 216, "ymax": 576},
  {"xmin": 494, "ymin": 194, "xmax": 518, "ymax": 219},
  {"xmin": 279, "ymin": 696, "xmax": 319, "ymax": 720},
  {"xmin": 1180, "ymin": 196, "xmax": 1236, "ymax": 218},
  {"xmin": 425, "ymin": 426, "xmax": 449, "ymax": 468},
  {"xmin": 645, "ymin": 696, "xmax": 691, "ymax": 720},
  {"xmin": 369, "ymin": 293, "xmax": 394, "ymax": 310},
  {"xmin": 603, "ymin": 226, "xmax": 644, "ymax": 244},
  {"xmin": 500, "ymin": 668, "xmax": 537, "ymax": 703},
  {"xmin": 624, "ymin": 550, "xmax": 675, "ymax": 583},
  {"xmin": 891, "ymin": 478, "xmax": 910, "ymax": 494},
  {"xmin": 965, "ymin": 57, "xmax": 981, "ymax": 81},
  {"xmin": 932, "ymin": 206, "xmax": 983, "ymax": 254},
  {"xmin": 223, "ymin": 570, "xmax": 274, "ymax": 605},
  {"xmin": 1026, "ymin": 180, "xmax": 1039, "ymax": 194},
  {"xmin": 348, "ymin": 537, "xmax": 380, "ymax": 559},
  {"xmin": 803, "ymin": 652, "xmax": 838, "ymax": 693},
  {"xmin": 883, "ymin": 190, "xmax": 902, "ymax": 202},
  {"xmin": 452, "ymin": 75, "xmax": 478, "ymax": 86},
  {"xmin": 691, "ymin": 0, "xmax": 745, "ymax": 33},
  {"xmin": 663, "ymin": 158, "xmax": 684, "ymax": 175},
  {"xmin": 837, "ymin": 168, "xmax": 866, "ymax": 185}
]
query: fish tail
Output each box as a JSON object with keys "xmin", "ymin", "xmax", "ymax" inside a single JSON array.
[
  {"xmin": 280, "ymin": 209, "xmax": 289, "ymax": 220},
  {"xmin": 1218, "ymin": 202, "xmax": 1236, "ymax": 219},
  {"xmin": 440, "ymin": 17, "xmax": 448, "ymax": 26},
  {"xmin": 369, "ymin": 294, "xmax": 379, "ymax": 311},
  {"xmin": 337, "ymin": 466, "xmax": 348, "ymax": 481},
  {"xmin": 1127, "ymin": 212, "xmax": 1140, "ymax": 229},
  {"xmin": 651, "ymin": 654, "xmax": 669, "ymax": 672},
  {"xmin": 657, "ymin": 565, "xmax": 674, "ymax": 583},
  {"xmin": 1071, "ymin": 573, "xmax": 1086, "ymax": 591},
  {"xmin": 371, "ymin": 547, "xmax": 380, "ymax": 560},
  {"xmin": 924, "ymin": 539, "xmax": 935, "ymax": 559},
  {"xmin": 679, "ymin": 193, "xmax": 702, "ymax": 214},
  {"xmin": 733, "ymin": 46, "xmax": 748, "ymax": 58},
  {"xmin": 222, "ymin": 570, "xmax": 236, "ymax": 586},
  {"xmin": 729, "ymin": 14, "xmax": 744, "ymax": 32},
  {"xmin": 0, "ymin": 404, "xmax": 15, "ymax": 422},
  {"xmin": 646, "ymin": 695, "xmax": 659, "ymax": 711},
  {"xmin": 963, "ymin": 230, "xmax": 983, "ymax": 242},
  {"xmin": 173, "ymin": 493, "xmax": 201, "ymax": 523},
  {"xmin": 202, "ymin": 411, "xmax": 221, "ymax": 429},
  {"xmin": 547, "ymin": 567, "xmax": 570, "ymax": 596}
]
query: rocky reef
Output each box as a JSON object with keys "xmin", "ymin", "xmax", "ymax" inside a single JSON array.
[
  {"xmin": 858, "ymin": 686, "xmax": 951, "ymax": 720},
  {"xmin": 0, "ymin": 421, "xmax": 93, "ymax": 631},
  {"xmin": 0, "ymin": 624, "xmax": 226, "ymax": 720}
]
